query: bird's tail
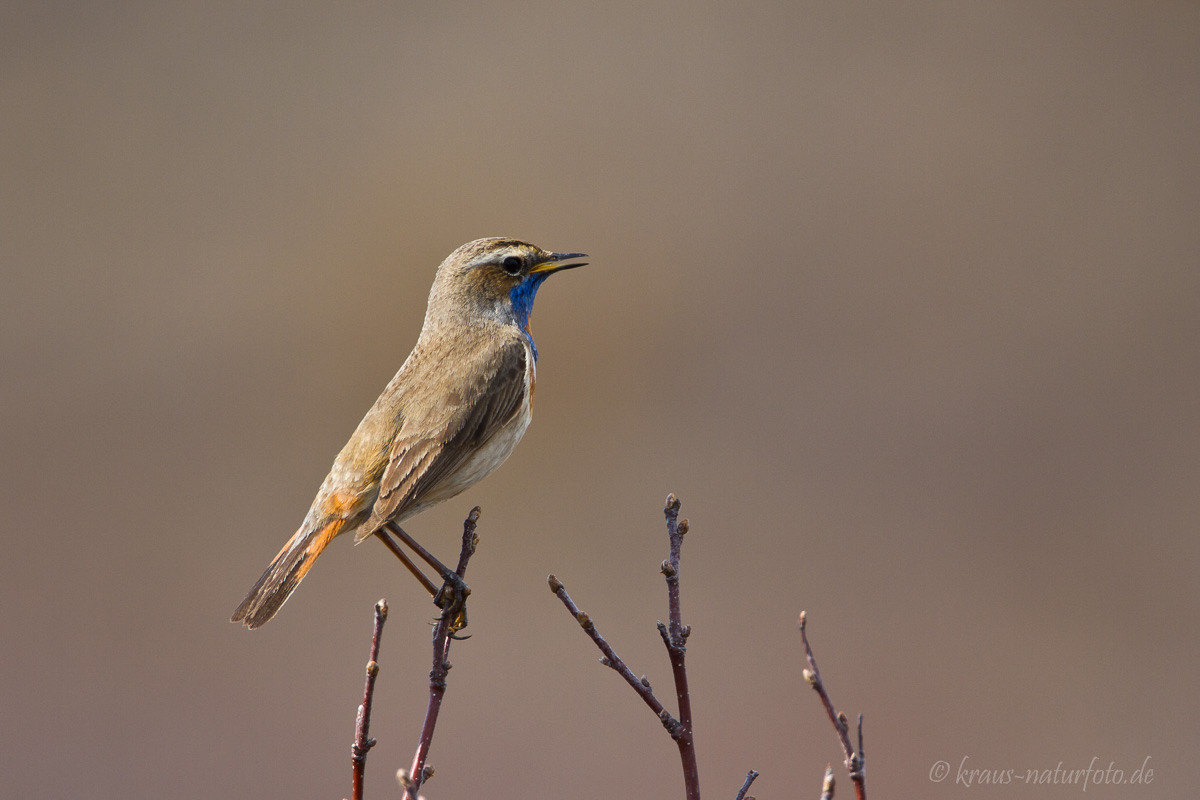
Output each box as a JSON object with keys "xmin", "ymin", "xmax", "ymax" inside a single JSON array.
[{"xmin": 231, "ymin": 517, "xmax": 346, "ymax": 629}]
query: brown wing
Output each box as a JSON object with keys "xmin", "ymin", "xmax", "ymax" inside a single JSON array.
[{"xmin": 355, "ymin": 336, "xmax": 528, "ymax": 540}]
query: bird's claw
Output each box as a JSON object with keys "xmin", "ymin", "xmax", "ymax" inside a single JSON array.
[{"xmin": 434, "ymin": 573, "xmax": 470, "ymax": 634}]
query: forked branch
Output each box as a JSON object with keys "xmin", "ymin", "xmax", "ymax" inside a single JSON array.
[
  {"xmin": 347, "ymin": 599, "xmax": 389, "ymax": 800},
  {"xmin": 399, "ymin": 507, "xmax": 481, "ymax": 800},
  {"xmin": 343, "ymin": 508, "xmax": 481, "ymax": 800},
  {"xmin": 800, "ymin": 611, "xmax": 866, "ymax": 800},
  {"xmin": 551, "ymin": 494, "xmax": 754, "ymax": 800}
]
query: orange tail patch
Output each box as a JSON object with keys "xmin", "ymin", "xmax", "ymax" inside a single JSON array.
[
  {"xmin": 231, "ymin": 518, "xmax": 346, "ymax": 629},
  {"xmin": 289, "ymin": 518, "xmax": 344, "ymax": 585}
]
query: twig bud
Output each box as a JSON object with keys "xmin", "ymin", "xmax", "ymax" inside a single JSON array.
[
  {"xmin": 366, "ymin": 660, "xmax": 379, "ymax": 677},
  {"xmin": 640, "ymin": 675, "xmax": 651, "ymax": 687},
  {"xmin": 576, "ymin": 611, "xmax": 593, "ymax": 630},
  {"xmin": 375, "ymin": 599, "xmax": 389, "ymax": 618},
  {"xmin": 837, "ymin": 711, "xmax": 849, "ymax": 731},
  {"xmin": 661, "ymin": 560, "xmax": 676, "ymax": 577},
  {"xmin": 798, "ymin": 610, "xmax": 807, "ymax": 629},
  {"xmin": 665, "ymin": 493, "xmax": 680, "ymax": 511},
  {"xmin": 682, "ymin": 624, "xmax": 691, "ymax": 639},
  {"xmin": 677, "ymin": 519, "xmax": 689, "ymax": 536},
  {"xmin": 547, "ymin": 574, "xmax": 563, "ymax": 593},
  {"xmin": 821, "ymin": 765, "xmax": 835, "ymax": 799},
  {"xmin": 422, "ymin": 765, "xmax": 435, "ymax": 781},
  {"xmin": 598, "ymin": 656, "xmax": 612, "ymax": 667},
  {"xmin": 803, "ymin": 668, "xmax": 817, "ymax": 685}
]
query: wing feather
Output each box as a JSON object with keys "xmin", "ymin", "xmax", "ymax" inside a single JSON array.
[{"xmin": 356, "ymin": 337, "xmax": 528, "ymax": 540}]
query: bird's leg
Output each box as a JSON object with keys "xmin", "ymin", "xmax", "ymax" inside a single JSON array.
[
  {"xmin": 373, "ymin": 529, "xmax": 440, "ymax": 597},
  {"xmin": 383, "ymin": 522, "xmax": 464, "ymax": 585},
  {"xmin": 383, "ymin": 521, "xmax": 470, "ymax": 632}
]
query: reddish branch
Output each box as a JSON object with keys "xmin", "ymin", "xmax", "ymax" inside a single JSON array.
[
  {"xmin": 399, "ymin": 507, "xmax": 480, "ymax": 800},
  {"xmin": 550, "ymin": 494, "xmax": 718, "ymax": 800},
  {"xmin": 548, "ymin": 575, "xmax": 678, "ymax": 731},
  {"xmin": 348, "ymin": 599, "xmax": 389, "ymax": 800},
  {"xmin": 799, "ymin": 611, "xmax": 866, "ymax": 800},
  {"xmin": 660, "ymin": 495, "xmax": 699, "ymax": 798},
  {"xmin": 344, "ymin": 508, "xmax": 480, "ymax": 800}
]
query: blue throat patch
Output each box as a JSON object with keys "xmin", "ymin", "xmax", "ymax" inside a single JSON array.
[{"xmin": 510, "ymin": 273, "xmax": 550, "ymax": 360}]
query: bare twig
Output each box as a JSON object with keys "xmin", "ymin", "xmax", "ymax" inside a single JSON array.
[
  {"xmin": 799, "ymin": 611, "xmax": 865, "ymax": 800},
  {"xmin": 549, "ymin": 494, "xmax": 704, "ymax": 800},
  {"xmin": 734, "ymin": 769, "xmax": 759, "ymax": 800},
  {"xmin": 398, "ymin": 507, "xmax": 480, "ymax": 800},
  {"xmin": 661, "ymin": 494, "xmax": 699, "ymax": 800},
  {"xmin": 548, "ymin": 575, "xmax": 678, "ymax": 732},
  {"xmin": 347, "ymin": 599, "xmax": 389, "ymax": 800}
]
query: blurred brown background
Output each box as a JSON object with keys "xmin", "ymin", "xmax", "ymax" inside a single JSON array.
[{"xmin": 3, "ymin": 2, "xmax": 1197, "ymax": 798}]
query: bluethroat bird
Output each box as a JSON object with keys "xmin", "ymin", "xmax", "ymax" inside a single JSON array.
[{"xmin": 231, "ymin": 238, "xmax": 587, "ymax": 630}]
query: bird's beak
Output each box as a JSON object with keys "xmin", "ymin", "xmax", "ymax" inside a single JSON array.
[{"xmin": 529, "ymin": 251, "xmax": 589, "ymax": 275}]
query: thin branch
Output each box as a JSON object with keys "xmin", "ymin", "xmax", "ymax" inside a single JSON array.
[
  {"xmin": 399, "ymin": 507, "xmax": 480, "ymax": 800},
  {"xmin": 547, "ymin": 574, "xmax": 679, "ymax": 732},
  {"xmin": 548, "ymin": 494, "xmax": 702, "ymax": 800},
  {"xmin": 661, "ymin": 494, "xmax": 699, "ymax": 800},
  {"xmin": 734, "ymin": 769, "xmax": 759, "ymax": 800},
  {"xmin": 856, "ymin": 714, "xmax": 865, "ymax": 790},
  {"xmin": 799, "ymin": 611, "xmax": 865, "ymax": 800},
  {"xmin": 348, "ymin": 599, "xmax": 389, "ymax": 800}
]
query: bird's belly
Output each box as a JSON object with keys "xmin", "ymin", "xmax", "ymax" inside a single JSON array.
[{"xmin": 423, "ymin": 401, "xmax": 533, "ymax": 507}]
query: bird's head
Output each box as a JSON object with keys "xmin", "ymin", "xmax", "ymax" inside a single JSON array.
[{"xmin": 427, "ymin": 238, "xmax": 587, "ymax": 335}]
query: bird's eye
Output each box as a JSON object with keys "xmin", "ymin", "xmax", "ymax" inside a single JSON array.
[{"xmin": 500, "ymin": 255, "xmax": 523, "ymax": 275}]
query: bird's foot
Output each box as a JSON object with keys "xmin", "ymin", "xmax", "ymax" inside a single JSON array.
[{"xmin": 434, "ymin": 573, "xmax": 470, "ymax": 635}]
